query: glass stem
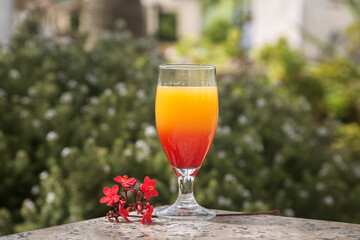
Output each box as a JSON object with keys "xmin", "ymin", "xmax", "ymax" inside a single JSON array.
[
  {"xmin": 172, "ymin": 167, "xmax": 200, "ymax": 209},
  {"xmin": 178, "ymin": 171, "xmax": 194, "ymax": 195}
]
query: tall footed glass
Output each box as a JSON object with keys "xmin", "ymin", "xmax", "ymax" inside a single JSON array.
[{"xmin": 155, "ymin": 64, "xmax": 218, "ymax": 220}]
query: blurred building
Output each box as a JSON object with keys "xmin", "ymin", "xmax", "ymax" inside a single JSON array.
[
  {"xmin": 0, "ymin": 0, "xmax": 15, "ymax": 45},
  {"xmin": 0, "ymin": 0, "xmax": 356, "ymax": 60},
  {"xmin": 141, "ymin": 0, "xmax": 201, "ymax": 40},
  {"xmin": 252, "ymin": 0, "xmax": 354, "ymax": 59}
]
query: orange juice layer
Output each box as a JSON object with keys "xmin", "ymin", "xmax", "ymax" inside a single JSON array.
[{"xmin": 155, "ymin": 86, "xmax": 218, "ymax": 168}]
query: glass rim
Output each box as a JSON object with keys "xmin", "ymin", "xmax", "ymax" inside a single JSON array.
[{"xmin": 159, "ymin": 64, "xmax": 215, "ymax": 70}]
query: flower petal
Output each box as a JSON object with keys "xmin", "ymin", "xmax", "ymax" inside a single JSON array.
[
  {"xmin": 143, "ymin": 176, "xmax": 150, "ymax": 184},
  {"xmin": 145, "ymin": 192, "xmax": 151, "ymax": 200},
  {"xmin": 141, "ymin": 215, "xmax": 145, "ymax": 224},
  {"xmin": 114, "ymin": 176, "xmax": 124, "ymax": 183},
  {"xmin": 113, "ymin": 195, "xmax": 120, "ymax": 203},
  {"xmin": 100, "ymin": 196, "xmax": 110, "ymax": 203},
  {"xmin": 150, "ymin": 189, "xmax": 158, "ymax": 197},
  {"xmin": 111, "ymin": 185, "xmax": 119, "ymax": 195},
  {"xmin": 148, "ymin": 180, "xmax": 156, "ymax": 187},
  {"xmin": 103, "ymin": 187, "xmax": 111, "ymax": 195}
]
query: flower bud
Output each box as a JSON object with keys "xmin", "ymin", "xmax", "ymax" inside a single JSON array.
[
  {"xmin": 137, "ymin": 204, "xmax": 142, "ymax": 212},
  {"xmin": 137, "ymin": 191, "xmax": 141, "ymax": 195},
  {"xmin": 131, "ymin": 189, "xmax": 135, "ymax": 193},
  {"xmin": 146, "ymin": 202, "xmax": 150, "ymax": 207}
]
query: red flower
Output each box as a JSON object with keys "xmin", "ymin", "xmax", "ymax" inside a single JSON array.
[
  {"xmin": 114, "ymin": 175, "xmax": 137, "ymax": 188},
  {"xmin": 141, "ymin": 205, "xmax": 153, "ymax": 224},
  {"xmin": 119, "ymin": 201, "xmax": 130, "ymax": 222},
  {"xmin": 140, "ymin": 177, "xmax": 158, "ymax": 200},
  {"xmin": 100, "ymin": 185, "xmax": 120, "ymax": 206}
]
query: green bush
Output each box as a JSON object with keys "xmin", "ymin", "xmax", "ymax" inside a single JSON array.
[{"xmin": 0, "ymin": 11, "xmax": 360, "ymax": 236}]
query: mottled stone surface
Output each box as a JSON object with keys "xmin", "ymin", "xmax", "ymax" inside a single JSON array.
[{"xmin": 1, "ymin": 210, "xmax": 360, "ymax": 239}]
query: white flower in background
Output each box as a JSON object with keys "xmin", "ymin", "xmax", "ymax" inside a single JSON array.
[
  {"xmin": 243, "ymin": 135, "xmax": 254, "ymax": 145},
  {"xmin": 56, "ymin": 71, "xmax": 65, "ymax": 80},
  {"xmin": 273, "ymin": 153, "xmax": 284, "ymax": 165},
  {"xmin": 137, "ymin": 90, "xmax": 146, "ymax": 99},
  {"xmin": 282, "ymin": 122, "xmax": 302, "ymax": 142},
  {"xmin": 31, "ymin": 185, "xmax": 40, "ymax": 195},
  {"xmin": 32, "ymin": 119, "xmax": 41, "ymax": 128},
  {"xmin": 323, "ymin": 195, "xmax": 334, "ymax": 206},
  {"xmin": 67, "ymin": 80, "xmax": 78, "ymax": 89},
  {"xmin": 39, "ymin": 171, "xmax": 49, "ymax": 180},
  {"xmin": 135, "ymin": 140, "xmax": 150, "ymax": 162},
  {"xmin": 19, "ymin": 110, "xmax": 29, "ymax": 119},
  {"xmin": 256, "ymin": 98, "xmax": 266, "ymax": 108},
  {"xmin": 124, "ymin": 148, "xmax": 132, "ymax": 157},
  {"xmin": 224, "ymin": 174, "xmax": 237, "ymax": 183},
  {"xmin": 115, "ymin": 82, "xmax": 127, "ymax": 96},
  {"xmin": 46, "ymin": 131, "xmax": 59, "ymax": 141},
  {"xmin": 319, "ymin": 163, "xmax": 330, "ymax": 176},
  {"xmin": 9, "ymin": 69, "xmax": 21, "ymax": 79},
  {"xmin": 80, "ymin": 85, "xmax": 89, "ymax": 94},
  {"xmin": 59, "ymin": 36, "xmax": 71, "ymax": 45},
  {"xmin": 61, "ymin": 147, "xmax": 71, "ymax": 158},
  {"xmin": 44, "ymin": 109, "xmax": 56, "ymax": 120},
  {"xmin": 127, "ymin": 120, "xmax": 136, "ymax": 129},
  {"xmin": 20, "ymin": 97, "xmax": 32, "ymax": 105},
  {"xmin": 255, "ymin": 200, "xmax": 264, "ymax": 209},
  {"xmin": 104, "ymin": 88, "xmax": 112, "ymax": 96},
  {"xmin": 24, "ymin": 199, "xmax": 35, "ymax": 210},
  {"xmin": 237, "ymin": 114, "xmax": 248, "ymax": 125},
  {"xmin": 238, "ymin": 159, "xmax": 246, "ymax": 168},
  {"xmin": 218, "ymin": 196, "xmax": 232, "ymax": 207},
  {"xmin": 46, "ymin": 192, "xmax": 56, "ymax": 203},
  {"xmin": 354, "ymin": 165, "xmax": 360, "ymax": 178},
  {"xmin": 242, "ymin": 189, "xmax": 251, "ymax": 198},
  {"xmin": 217, "ymin": 125, "xmax": 231, "ymax": 135},
  {"xmin": 0, "ymin": 89, "xmax": 7, "ymax": 98},
  {"xmin": 317, "ymin": 126, "xmax": 329, "ymax": 136},
  {"xmin": 108, "ymin": 108, "xmax": 116, "ymax": 116},
  {"xmin": 217, "ymin": 150, "xmax": 226, "ymax": 159},
  {"xmin": 235, "ymin": 147, "xmax": 242, "ymax": 155},
  {"xmin": 298, "ymin": 190, "xmax": 309, "ymax": 199},
  {"xmin": 89, "ymin": 97, "xmax": 99, "ymax": 105},
  {"xmin": 100, "ymin": 123, "xmax": 109, "ymax": 131},
  {"xmin": 222, "ymin": 75, "xmax": 233, "ymax": 84},
  {"xmin": 69, "ymin": 214, "xmax": 78, "ymax": 222},
  {"xmin": 144, "ymin": 126, "xmax": 156, "ymax": 137},
  {"xmin": 243, "ymin": 201, "xmax": 250, "ymax": 209},
  {"xmin": 284, "ymin": 208, "xmax": 295, "ymax": 217},
  {"xmin": 91, "ymin": 130, "xmax": 98, "ymax": 138},
  {"xmin": 103, "ymin": 164, "xmax": 111, "ymax": 173},
  {"xmin": 60, "ymin": 92, "xmax": 73, "ymax": 103},
  {"xmin": 300, "ymin": 99, "xmax": 311, "ymax": 111},
  {"xmin": 333, "ymin": 154, "xmax": 347, "ymax": 171},
  {"xmin": 315, "ymin": 182, "xmax": 327, "ymax": 191},
  {"xmin": 86, "ymin": 74, "xmax": 98, "ymax": 85},
  {"xmin": 28, "ymin": 87, "xmax": 37, "ymax": 96}
]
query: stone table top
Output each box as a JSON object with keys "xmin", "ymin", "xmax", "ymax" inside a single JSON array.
[{"xmin": 1, "ymin": 210, "xmax": 360, "ymax": 240}]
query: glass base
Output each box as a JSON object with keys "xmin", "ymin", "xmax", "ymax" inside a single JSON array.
[
  {"xmin": 155, "ymin": 166, "xmax": 216, "ymax": 220},
  {"xmin": 156, "ymin": 202, "xmax": 216, "ymax": 220}
]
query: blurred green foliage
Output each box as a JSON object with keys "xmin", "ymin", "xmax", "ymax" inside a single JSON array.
[
  {"xmin": 1, "ymin": 8, "xmax": 360, "ymax": 237},
  {"xmin": 202, "ymin": 0, "xmax": 248, "ymax": 42},
  {"xmin": 172, "ymin": 27, "xmax": 242, "ymax": 73}
]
